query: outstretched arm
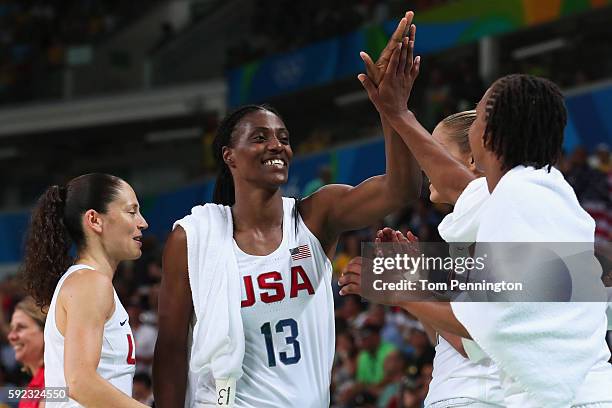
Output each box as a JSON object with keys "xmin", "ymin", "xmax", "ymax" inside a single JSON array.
[
  {"xmin": 153, "ymin": 227, "xmax": 193, "ymax": 408},
  {"xmin": 302, "ymin": 13, "xmax": 422, "ymax": 241},
  {"xmin": 359, "ymin": 24, "xmax": 475, "ymax": 204}
]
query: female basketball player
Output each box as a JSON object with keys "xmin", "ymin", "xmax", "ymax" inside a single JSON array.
[
  {"xmin": 153, "ymin": 12, "xmax": 423, "ymax": 408},
  {"xmin": 343, "ymin": 110, "xmax": 506, "ymax": 407},
  {"xmin": 346, "ymin": 51, "xmax": 612, "ymax": 406},
  {"xmin": 22, "ymin": 173, "xmax": 149, "ymax": 407}
]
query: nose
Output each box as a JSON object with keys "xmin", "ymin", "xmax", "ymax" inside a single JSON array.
[
  {"xmin": 139, "ymin": 214, "xmax": 149, "ymax": 231},
  {"xmin": 7, "ymin": 329, "xmax": 18, "ymax": 344},
  {"xmin": 266, "ymin": 135, "xmax": 284, "ymax": 152}
]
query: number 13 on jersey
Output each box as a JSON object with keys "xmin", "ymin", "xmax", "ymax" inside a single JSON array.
[{"xmin": 260, "ymin": 318, "xmax": 301, "ymax": 367}]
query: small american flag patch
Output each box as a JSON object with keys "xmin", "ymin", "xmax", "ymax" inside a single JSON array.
[{"xmin": 290, "ymin": 244, "xmax": 311, "ymax": 261}]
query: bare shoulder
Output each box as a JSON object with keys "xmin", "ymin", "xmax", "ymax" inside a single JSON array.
[
  {"xmin": 165, "ymin": 225, "xmax": 187, "ymax": 254},
  {"xmin": 163, "ymin": 226, "xmax": 188, "ymax": 275},
  {"xmin": 299, "ymin": 184, "xmax": 352, "ymax": 251},
  {"xmin": 59, "ymin": 269, "xmax": 114, "ymax": 316}
]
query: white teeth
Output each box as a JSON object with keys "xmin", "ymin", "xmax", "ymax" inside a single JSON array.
[{"xmin": 264, "ymin": 159, "xmax": 284, "ymax": 167}]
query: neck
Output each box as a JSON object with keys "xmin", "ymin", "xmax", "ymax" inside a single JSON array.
[
  {"xmin": 232, "ymin": 187, "xmax": 284, "ymax": 231},
  {"xmin": 26, "ymin": 358, "xmax": 43, "ymax": 375},
  {"xmin": 75, "ymin": 246, "xmax": 118, "ymax": 280},
  {"xmin": 482, "ymin": 155, "xmax": 507, "ymax": 193}
]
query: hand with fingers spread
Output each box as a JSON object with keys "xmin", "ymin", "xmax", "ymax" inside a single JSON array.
[
  {"xmin": 360, "ymin": 11, "xmax": 414, "ymax": 87},
  {"xmin": 358, "ymin": 16, "xmax": 420, "ymax": 119}
]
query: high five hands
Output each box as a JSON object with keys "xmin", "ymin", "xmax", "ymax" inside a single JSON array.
[{"xmin": 358, "ymin": 11, "xmax": 421, "ymax": 118}]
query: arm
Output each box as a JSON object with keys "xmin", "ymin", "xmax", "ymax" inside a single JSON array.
[
  {"xmin": 153, "ymin": 226, "xmax": 193, "ymax": 408},
  {"xmin": 302, "ymin": 13, "xmax": 421, "ymax": 237},
  {"xmin": 62, "ymin": 272, "xmax": 147, "ymax": 408},
  {"xmin": 398, "ymin": 301, "xmax": 471, "ymax": 339},
  {"xmin": 358, "ymin": 21, "xmax": 475, "ymax": 204}
]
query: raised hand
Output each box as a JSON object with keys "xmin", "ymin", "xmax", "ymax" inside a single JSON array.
[
  {"xmin": 358, "ymin": 21, "xmax": 421, "ymax": 118},
  {"xmin": 360, "ymin": 11, "xmax": 414, "ymax": 86}
]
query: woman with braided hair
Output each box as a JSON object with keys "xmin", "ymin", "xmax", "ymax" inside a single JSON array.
[
  {"xmin": 343, "ymin": 71, "xmax": 612, "ymax": 406},
  {"xmin": 21, "ymin": 173, "xmax": 149, "ymax": 407}
]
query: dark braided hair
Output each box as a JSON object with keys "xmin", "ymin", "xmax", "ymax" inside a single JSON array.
[
  {"xmin": 483, "ymin": 74, "xmax": 567, "ymax": 172},
  {"xmin": 21, "ymin": 173, "xmax": 124, "ymax": 307},
  {"xmin": 213, "ymin": 104, "xmax": 285, "ymax": 205},
  {"xmin": 212, "ymin": 104, "xmax": 301, "ymax": 232}
]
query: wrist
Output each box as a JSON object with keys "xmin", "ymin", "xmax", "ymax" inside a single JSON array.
[{"xmin": 385, "ymin": 109, "xmax": 413, "ymax": 128}]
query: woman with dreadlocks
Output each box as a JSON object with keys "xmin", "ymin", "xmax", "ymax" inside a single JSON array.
[
  {"xmin": 343, "ymin": 71, "xmax": 612, "ymax": 407},
  {"xmin": 153, "ymin": 12, "xmax": 422, "ymax": 408}
]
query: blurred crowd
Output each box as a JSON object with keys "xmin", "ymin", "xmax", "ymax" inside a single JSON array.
[
  {"xmin": 226, "ymin": 0, "xmax": 450, "ymax": 69},
  {"xmin": 0, "ymin": 0, "xmax": 155, "ymax": 105}
]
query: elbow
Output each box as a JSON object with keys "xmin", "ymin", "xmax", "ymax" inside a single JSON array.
[
  {"xmin": 385, "ymin": 174, "xmax": 421, "ymax": 208},
  {"xmin": 66, "ymin": 372, "xmax": 91, "ymax": 402},
  {"xmin": 65, "ymin": 365, "xmax": 101, "ymax": 403}
]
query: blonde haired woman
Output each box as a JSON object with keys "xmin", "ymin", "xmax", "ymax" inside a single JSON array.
[{"xmin": 8, "ymin": 297, "xmax": 46, "ymax": 408}]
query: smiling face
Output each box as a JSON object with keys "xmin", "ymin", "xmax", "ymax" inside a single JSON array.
[
  {"xmin": 96, "ymin": 181, "xmax": 148, "ymax": 261},
  {"xmin": 223, "ymin": 109, "xmax": 293, "ymax": 190},
  {"xmin": 8, "ymin": 310, "xmax": 44, "ymax": 368}
]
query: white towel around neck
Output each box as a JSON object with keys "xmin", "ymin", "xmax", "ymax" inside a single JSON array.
[
  {"xmin": 451, "ymin": 166, "xmax": 612, "ymax": 407},
  {"xmin": 438, "ymin": 176, "xmax": 489, "ymax": 244},
  {"xmin": 174, "ymin": 203, "xmax": 244, "ymax": 407}
]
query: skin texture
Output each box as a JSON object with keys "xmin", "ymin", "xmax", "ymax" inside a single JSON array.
[
  {"xmin": 8, "ymin": 310, "xmax": 44, "ymax": 373},
  {"xmin": 153, "ymin": 12, "xmax": 423, "ymax": 408},
  {"xmin": 428, "ymin": 123, "xmax": 477, "ymax": 204},
  {"xmin": 55, "ymin": 181, "xmax": 149, "ymax": 408}
]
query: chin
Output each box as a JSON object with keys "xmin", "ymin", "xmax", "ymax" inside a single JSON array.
[{"xmin": 126, "ymin": 249, "xmax": 142, "ymax": 260}]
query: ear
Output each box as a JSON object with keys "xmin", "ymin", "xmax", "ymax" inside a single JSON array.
[
  {"xmin": 83, "ymin": 209, "xmax": 103, "ymax": 234},
  {"xmin": 467, "ymin": 156, "xmax": 479, "ymax": 174},
  {"xmin": 222, "ymin": 146, "xmax": 235, "ymax": 168}
]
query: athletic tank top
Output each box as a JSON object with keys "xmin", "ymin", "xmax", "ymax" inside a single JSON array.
[
  {"xmin": 188, "ymin": 198, "xmax": 335, "ymax": 407},
  {"xmin": 44, "ymin": 264, "xmax": 136, "ymax": 407}
]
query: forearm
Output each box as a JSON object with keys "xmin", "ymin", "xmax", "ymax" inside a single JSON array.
[
  {"xmin": 67, "ymin": 371, "xmax": 146, "ymax": 408},
  {"xmin": 399, "ymin": 301, "xmax": 471, "ymax": 339},
  {"xmin": 387, "ymin": 111, "xmax": 475, "ymax": 204},
  {"xmin": 153, "ymin": 340, "xmax": 188, "ymax": 407},
  {"xmin": 381, "ymin": 113, "xmax": 422, "ymax": 204}
]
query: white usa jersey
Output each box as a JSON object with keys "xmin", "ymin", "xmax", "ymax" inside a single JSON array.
[
  {"xmin": 44, "ymin": 264, "xmax": 136, "ymax": 407},
  {"xmin": 231, "ymin": 198, "xmax": 335, "ymax": 407}
]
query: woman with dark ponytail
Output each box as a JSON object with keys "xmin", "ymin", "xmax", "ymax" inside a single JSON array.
[
  {"xmin": 23, "ymin": 173, "xmax": 149, "ymax": 407},
  {"xmin": 154, "ymin": 11, "xmax": 423, "ymax": 408}
]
